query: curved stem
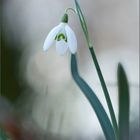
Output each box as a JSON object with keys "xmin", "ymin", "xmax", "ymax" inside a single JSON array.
[
  {"xmin": 71, "ymin": 54, "xmax": 116, "ymax": 140},
  {"xmin": 65, "ymin": 8, "xmax": 76, "ymax": 13}
]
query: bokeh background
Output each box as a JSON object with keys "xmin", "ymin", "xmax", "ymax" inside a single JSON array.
[{"xmin": 0, "ymin": 0, "xmax": 139, "ymax": 140}]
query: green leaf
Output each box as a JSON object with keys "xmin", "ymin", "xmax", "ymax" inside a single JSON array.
[
  {"xmin": 71, "ymin": 54, "xmax": 116, "ymax": 140},
  {"xmin": 118, "ymin": 63, "xmax": 130, "ymax": 140},
  {"xmin": 74, "ymin": 1, "xmax": 118, "ymax": 138}
]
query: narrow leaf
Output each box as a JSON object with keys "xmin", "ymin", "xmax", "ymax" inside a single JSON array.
[
  {"xmin": 118, "ymin": 63, "xmax": 130, "ymax": 140},
  {"xmin": 71, "ymin": 54, "xmax": 116, "ymax": 140},
  {"xmin": 74, "ymin": 1, "xmax": 118, "ymax": 137},
  {"xmin": 74, "ymin": 0, "xmax": 89, "ymax": 43}
]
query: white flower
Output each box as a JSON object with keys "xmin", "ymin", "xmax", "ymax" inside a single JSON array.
[{"xmin": 43, "ymin": 21, "xmax": 77, "ymax": 55}]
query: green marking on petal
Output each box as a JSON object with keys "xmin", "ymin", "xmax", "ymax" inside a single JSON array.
[
  {"xmin": 55, "ymin": 33, "xmax": 67, "ymax": 42},
  {"xmin": 58, "ymin": 33, "xmax": 65, "ymax": 40}
]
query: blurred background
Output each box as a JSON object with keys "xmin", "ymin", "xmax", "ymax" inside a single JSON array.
[{"xmin": 0, "ymin": 0, "xmax": 139, "ymax": 140}]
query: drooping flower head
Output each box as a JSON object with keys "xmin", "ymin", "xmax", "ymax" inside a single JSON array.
[{"xmin": 43, "ymin": 13, "xmax": 77, "ymax": 55}]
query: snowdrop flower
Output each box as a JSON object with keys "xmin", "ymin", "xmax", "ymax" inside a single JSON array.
[{"xmin": 43, "ymin": 14, "xmax": 77, "ymax": 55}]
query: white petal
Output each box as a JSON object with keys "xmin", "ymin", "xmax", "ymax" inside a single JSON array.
[
  {"xmin": 43, "ymin": 23, "xmax": 65, "ymax": 51},
  {"xmin": 65, "ymin": 25, "xmax": 77, "ymax": 54},
  {"xmin": 56, "ymin": 40, "xmax": 68, "ymax": 55}
]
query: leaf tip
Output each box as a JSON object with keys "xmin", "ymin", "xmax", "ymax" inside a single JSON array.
[
  {"xmin": 118, "ymin": 62, "xmax": 123, "ymax": 71},
  {"xmin": 117, "ymin": 62, "xmax": 125, "ymax": 77}
]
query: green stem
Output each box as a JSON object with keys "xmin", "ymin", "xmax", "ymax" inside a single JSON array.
[
  {"xmin": 65, "ymin": 8, "xmax": 76, "ymax": 13},
  {"xmin": 71, "ymin": 54, "xmax": 116, "ymax": 140},
  {"xmin": 74, "ymin": 0, "xmax": 119, "ymax": 138},
  {"xmin": 89, "ymin": 46, "xmax": 119, "ymax": 140}
]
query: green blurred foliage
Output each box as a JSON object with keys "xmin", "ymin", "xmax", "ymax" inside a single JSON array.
[
  {"xmin": 1, "ymin": 36, "xmax": 21, "ymax": 102},
  {"xmin": 0, "ymin": 127, "xmax": 11, "ymax": 140},
  {"xmin": 1, "ymin": 0, "xmax": 22, "ymax": 103}
]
